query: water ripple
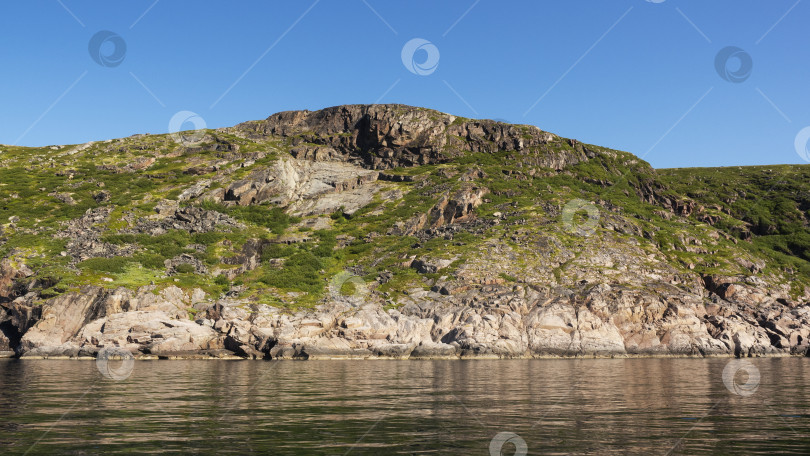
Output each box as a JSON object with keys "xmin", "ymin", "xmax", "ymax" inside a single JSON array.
[{"xmin": 1, "ymin": 358, "xmax": 809, "ymax": 454}]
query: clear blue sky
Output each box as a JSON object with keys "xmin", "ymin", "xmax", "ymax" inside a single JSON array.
[{"xmin": 1, "ymin": 0, "xmax": 808, "ymax": 168}]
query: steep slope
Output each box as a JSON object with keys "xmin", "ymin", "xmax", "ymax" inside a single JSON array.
[{"xmin": 1, "ymin": 104, "xmax": 809, "ymax": 359}]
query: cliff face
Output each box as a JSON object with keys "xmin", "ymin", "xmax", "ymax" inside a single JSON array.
[
  {"xmin": 231, "ymin": 104, "xmax": 575, "ymax": 170},
  {"xmin": 2, "ymin": 104, "xmax": 810, "ymax": 359}
]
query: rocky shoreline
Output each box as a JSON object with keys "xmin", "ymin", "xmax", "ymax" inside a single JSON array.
[
  {"xmin": 3, "ymin": 278, "xmax": 809, "ymax": 361},
  {"xmin": 6, "ymin": 353, "xmax": 804, "ymax": 361}
]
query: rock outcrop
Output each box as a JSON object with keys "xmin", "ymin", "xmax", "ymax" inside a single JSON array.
[
  {"xmin": 133, "ymin": 206, "xmax": 242, "ymax": 236},
  {"xmin": 3, "ymin": 276, "xmax": 809, "ymax": 359},
  {"xmin": 230, "ymin": 104, "xmax": 580, "ymax": 170},
  {"xmin": 209, "ymin": 158, "xmax": 392, "ymax": 216}
]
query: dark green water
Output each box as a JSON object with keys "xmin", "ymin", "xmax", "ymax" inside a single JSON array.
[{"xmin": 1, "ymin": 358, "xmax": 808, "ymax": 455}]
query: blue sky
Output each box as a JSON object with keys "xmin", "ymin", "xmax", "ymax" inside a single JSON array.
[{"xmin": 1, "ymin": 0, "xmax": 807, "ymax": 168}]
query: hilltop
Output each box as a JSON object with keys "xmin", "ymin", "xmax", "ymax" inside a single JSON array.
[{"xmin": 2, "ymin": 104, "xmax": 809, "ymax": 359}]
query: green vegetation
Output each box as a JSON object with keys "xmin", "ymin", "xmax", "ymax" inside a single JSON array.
[
  {"xmin": 3, "ymin": 113, "xmax": 810, "ymax": 310},
  {"xmin": 78, "ymin": 257, "xmax": 130, "ymax": 274},
  {"xmin": 174, "ymin": 264, "xmax": 196, "ymax": 274},
  {"xmin": 660, "ymin": 165, "xmax": 810, "ymax": 279},
  {"xmin": 199, "ymin": 200, "xmax": 298, "ymax": 234},
  {"xmin": 260, "ymin": 251, "xmax": 324, "ymax": 293}
]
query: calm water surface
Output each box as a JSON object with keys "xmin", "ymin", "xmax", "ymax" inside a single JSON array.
[{"xmin": 1, "ymin": 358, "xmax": 809, "ymax": 455}]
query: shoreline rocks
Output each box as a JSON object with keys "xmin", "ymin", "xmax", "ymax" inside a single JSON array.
[{"xmin": 3, "ymin": 281, "xmax": 809, "ymax": 361}]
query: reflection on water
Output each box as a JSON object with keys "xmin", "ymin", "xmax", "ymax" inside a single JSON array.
[{"xmin": 1, "ymin": 358, "xmax": 809, "ymax": 455}]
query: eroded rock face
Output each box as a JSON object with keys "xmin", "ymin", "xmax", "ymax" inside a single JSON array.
[
  {"xmin": 12, "ymin": 285, "xmax": 200, "ymax": 357},
  {"xmin": 389, "ymin": 185, "xmax": 488, "ymax": 236},
  {"xmin": 218, "ymin": 158, "xmax": 385, "ymax": 216},
  {"xmin": 0, "ymin": 256, "xmax": 33, "ymax": 300},
  {"xmin": 78, "ymin": 311, "xmax": 223, "ymax": 357},
  {"xmin": 18, "ymin": 289, "xmax": 109, "ymax": 355},
  {"xmin": 230, "ymin": 104, "xmax": 577, "ymax": 170},
  {"xmin": 6, "ymin": 278, "xmax": 810, "ymax": 359},
  {"xmin": 428, "ymin": 186, "xmax": 487, "ymax": 228}
]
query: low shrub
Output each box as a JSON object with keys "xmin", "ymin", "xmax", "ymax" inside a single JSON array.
[
  {"xmin": 174, "ymin": 263, "xmax": 195, "ymax": 274},
  {"xmin": 261, "ymin": 243, "xmax": 296, "ymax": 261},
  {"xmin": 78, "ymin": 257, "xmax": 130, "ymax": 274},
  {"xmin": 260, "ymin": 251, "xmax": 322, "ymax": 292}
]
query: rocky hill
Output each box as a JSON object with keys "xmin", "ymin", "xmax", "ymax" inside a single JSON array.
[{"xmin": 2, "ymin": 104, "xmax": 810, "ymax": 359}]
